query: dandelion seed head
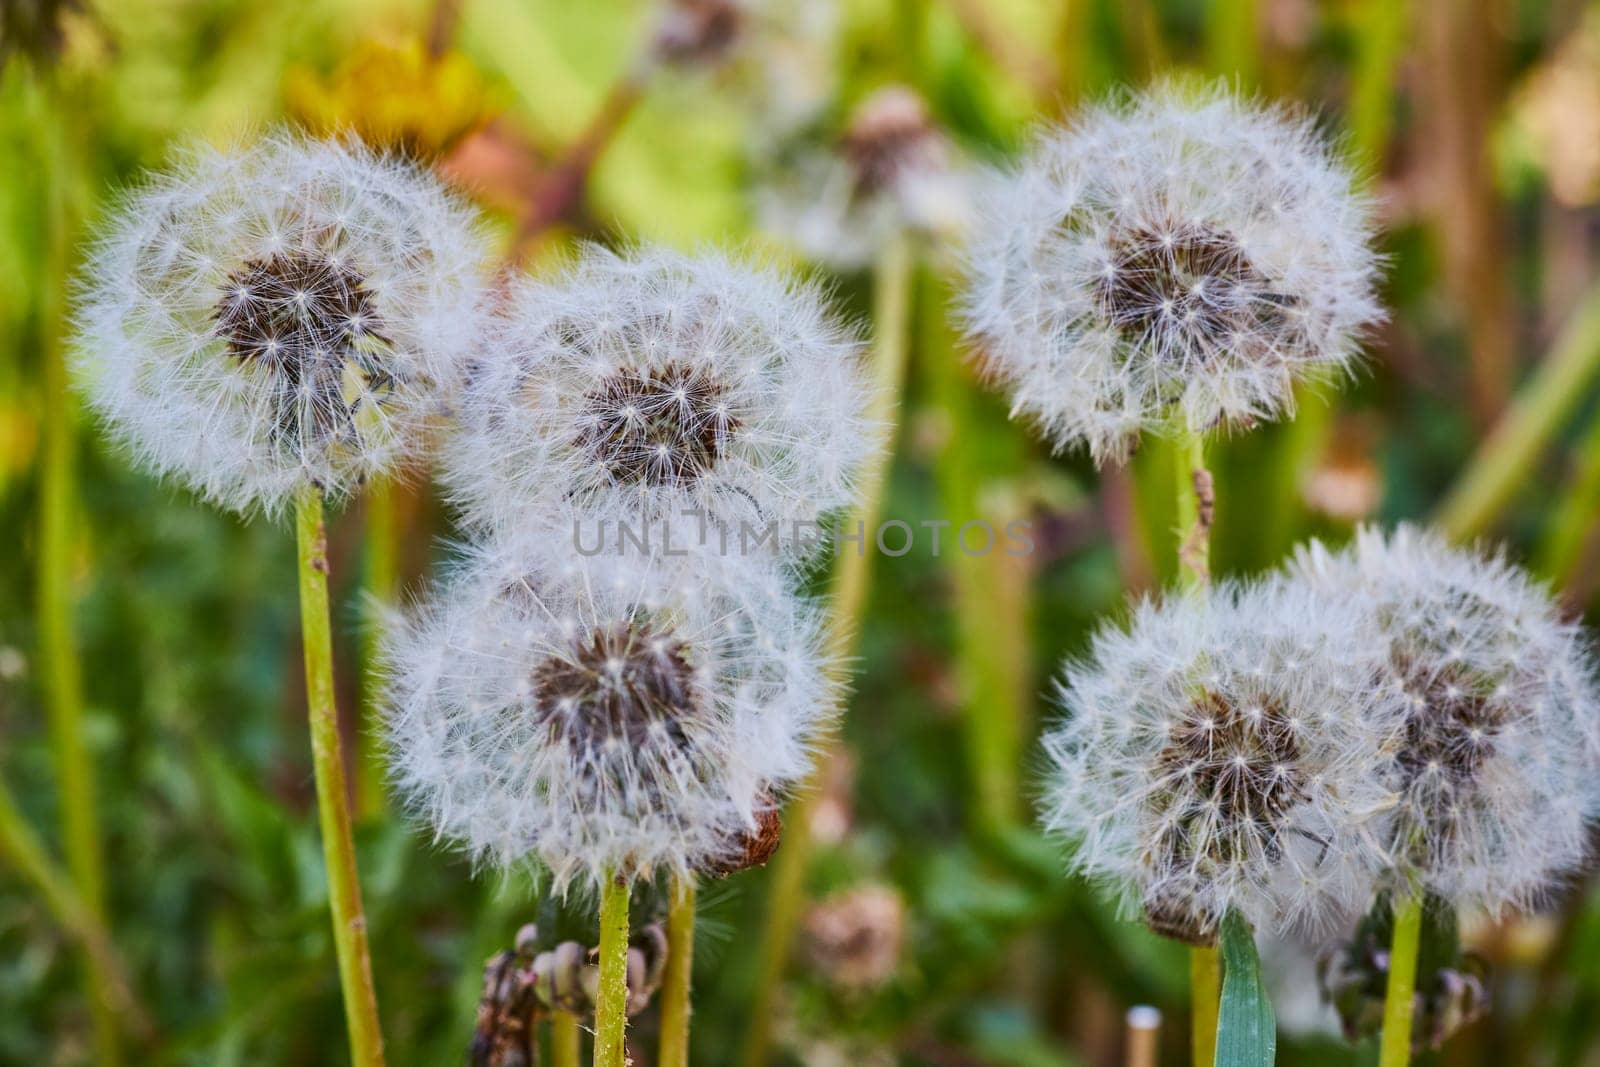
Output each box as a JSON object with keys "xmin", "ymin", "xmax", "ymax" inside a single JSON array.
[
  {"xmin": 754, "ymin": 85, "xmax": 974, "ymax": 268},
  {"xmin": 1042, "ymin": 579, "xmax": 1398, "ymax": 941},
  {"xmin": 71, "ymin": 133, "xmax": 489, "ymax": 514},
  {"xmin": 959, "ymin": 83, "xmax": 1383, "ymax": 463},
  {"xmin": 382, "ymin": 510, "xmax": 836, "ymax": 893},
  {"xmin": 1289, "ymin": 524, "xmax": 1600, "ymax": 915},
  {"xmin": 446, "ymin": 244, "xmax": 876, "ymax": 554}
]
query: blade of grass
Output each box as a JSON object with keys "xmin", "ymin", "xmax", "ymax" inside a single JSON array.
[
  {"xmin": 1435, "ymin": 281, "xmax": 1600, "ymax": 541},
  {"xmin": 26, "ymin": 70, "xmax": 119, "ymax": 1067},
  {"xmin": 1215, "ymin": 912, "xmax": 1275, "ymax": 1066},
  {"xmin": 0, "ymin": 774, "xmax": 150, "ymax": 1042}
]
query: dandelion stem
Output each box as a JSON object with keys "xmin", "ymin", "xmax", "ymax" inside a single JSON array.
[
  {"xmin": 550, "ymin": 1010, "xmax": 581, "ymax": 1067},
  {"xmin": 358, "ymin": 478, "xmax": 401, "ymax": 821},
  {"xmin": 593, "ymin": 873, "xmax": 631, "ymax": 1067},
  {"xmin": 295, "ymin": 484, "xmax": 387, "ymax": 1067},
  {"xmin": 1435, "ymin": 281, "xmax": 1600, "ymax": 541},
  {"xmin": 739, "ymin": 233, "xmax": 914, "ymax": 1067},
  {"xmin": 1174, "ymin": 426, "xmax": 1212, "ymax": 590},
  {"xmin": 0, "ymin": 774, "xmax": 150, "ymax": 1042},
  {"xmin": 658, "ymin": 874, "xmax": 695, "ymax": 1067},
  {"xmin": 29, "ymin": 72, "xmax": 119, "ymax": 1066},
  {"xmin": 1191, "ymin": 943, "xmax": 1221, "ymax": 1067},
  {"xmin": 1175, "ymin": 422, "xmax": 1216, "ymax": 1062},
  {"xmin": 1379, "ymin": 893, "xmax": 1423, "ymax": 1067}
]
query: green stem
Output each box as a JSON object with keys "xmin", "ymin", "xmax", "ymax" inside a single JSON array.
[
  {"xmin": 1348, "ymin": 0, "xmax": 1411, "ymax": 164},
  {"xmin": 739, "ymin": 234, "xmax": 914, "ymax": 1067},
  {"xmin": 1174, "ymin": 427, "xmax": 1212, "ymax": 591},
  {"xmin": 550, "ymin": 1010, "xmax": 581, "ymax": 1067},
  {"xmin": 1435, "ymin": 282, "xmax": 1600, "ymax": 541},
  {"xmin": 1379, "ymin": 894, "xmax": 1423, "ymax": 1067},
  {"xmin": 27, "ymin": 72, "xmax": 119, "ymax": 1067},
  {"xmin": 358, "ymin": 479, "xmax": 400, "ymax": 821},
  {"xmin": 1191, "ymin": 943, "xmax": 1221, "ymax": 1067},
  {"xmin": 0, "ymin": 775, "xmax": 148, "ymax": 1041},
  {"xmin": 1536, "ymin": 407, "xmax": 1600, "ymax": 587},
  {"xmin": 1175, "ymin": 423, "xmax": 1217, "ymax": 1061},
  {"xmin": 593, "ymin": 874, "xmax": 630, "ymax": 1067},
  {"xmin": 295, "ymin": 485, "xmax": 387, "ymax": 1067},
  {"xmin": 922, "ymin": 265, "xmax": 1026, "ymax": 832},
  {"xmin": 658, "ymin": 874, "xmax": 695, "ymax": 1067}
]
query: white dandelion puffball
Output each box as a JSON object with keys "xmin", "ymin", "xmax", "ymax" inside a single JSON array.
[
  {"xmin": 1041, "ymin": 580, "xmax": 1400, "ymax": 942},
  {"xmin": 72, "ymin": 133, "xmax": 490, "ymax": 514},
  {"xmin": 959, "ymin": 84, "xmax": 1382, "ymax": 463},
  {"xmin": 445, "ymin": 244, "xmax": 876, "ymax": 550},
  {"xmin": 383, "ymin": 512, "xmax": 835, "ymax": 891},
  {"xmin": 1289, "ymin": 524, "xmax": 1600, "ymax": 915},
  {"xmin": 756, "ymin": 85, "xmax": 972, "ymax": 269}
]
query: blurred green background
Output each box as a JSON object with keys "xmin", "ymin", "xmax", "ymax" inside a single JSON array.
[{"xmin": 8, "ymin": 0, "xmax": 1600, "ymax": 1063}]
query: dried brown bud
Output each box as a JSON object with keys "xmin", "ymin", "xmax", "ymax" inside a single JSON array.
[{"xmin": 702, "ymin": 803, "xmax": 782, "ymax": 877}]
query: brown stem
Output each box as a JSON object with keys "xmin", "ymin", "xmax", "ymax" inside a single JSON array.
[{"xmin": 508, "ymin": 75, "xmax": 646, "ymax": 266}]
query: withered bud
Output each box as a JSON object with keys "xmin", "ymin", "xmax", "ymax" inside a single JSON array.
[{"xmin": 702, "ymin": 803, "xmax": 783, "ymax": 877}]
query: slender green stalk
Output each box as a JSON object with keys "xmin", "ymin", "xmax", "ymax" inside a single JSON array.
[
  {"xmin": 739, "ymin": 234, "xmax": 914, "ymax": 1067},
  {"xmin": 593, "ymin": 874, "xmax": 631, "ymax": 1067},
  {"xmin": 1174, "ymin": 423, "xmax": 1218, "ymax": 1062},
  {"xmin": 1191, "ymin": 943, "xmax": 1221, "ymax": 1065},
  {"xmin": 295, "ymin": 485, "xmax": 387, "ymax": 1067},
  {"xmin": 1536, "ymin": 407, "xmax": 1600, "ymax": 587},
  {"xmin": 1348, "ymin": 0, "xmax": 1411, "ymax": 164},
  {"xmin": 550, "ymin": 1010, "xmax": 581, "ymax": 1067},
  {"xmin": 1379, "ymin": 894, "xmax": 1423, "ymax": 1067},
  {"xmin": 0, "ymin": 775, "xmax": 148, "ymax": 1041},
  {"xmin": 658, "ymin": 874, "xmax": 696, "ymax": 1067},
  {"xmin": 1436, "ymin": 281, "xmax": 1600, "ymax": 541},
  {"xmin": 27, "ymin": 72, "xmax": 119, "ymax": 1067},
  {"xmin": 1174, "ymin": 427, "xmax": 1212, "ymax": 591},
  {"xmin": 922, "ymin": 265, "xmax": 1026, "ymax": 831},
  {"xmin": 357, "ymin": 478, "xmax": 400, "ymax": 821}
]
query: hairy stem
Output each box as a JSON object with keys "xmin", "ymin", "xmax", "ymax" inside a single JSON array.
[
  {"xmin": 1379, "ymin": 894, "xmax": 1423, "ymax": 1067},
  {"xmin": 739, "ymin": 234, "xmax": 914, "ymax": 1067},
  {"xmin": 550, "ymin": 1010, "xmax": 580, "ymax": 1067},
  {"xmin": 295, "ymin": 485, "xmax": 387, "ymax": 1067},
  {"xmin": 357, "ymin": 479, "xmax": 400, "ymax": 821},
  {"xmin": 0, "ymin": 775, "xmax": 149, "ymax": 1041},
  {"xmin": 593, "ymin": 874, "xmax": 630, "ymax": 1067},
  {"xmin": 1174, "ymin": 427, "xmax": 1213, "ymax": 590},
  {"xmin": 1175, "ymin": 423, "xmax": 1217, "ymax": 1061},
  {"xmin": 658, "ymin": 874, "xmax": 696, "ymax": 1067}
]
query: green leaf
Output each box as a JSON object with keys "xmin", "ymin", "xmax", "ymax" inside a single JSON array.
[{"xmin": 1216, "ymin": 912, "xmax": 1277, "ymax": 1066}]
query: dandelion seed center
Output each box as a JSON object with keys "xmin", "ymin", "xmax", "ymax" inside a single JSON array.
[
  {"xmin": 1143, "ymin": 688, "xmax": 1307, "ymax": 942},
  {"xmin": 531, "ymin": 620, "xmax": 703, "ymax": 795},
  {"xmin": 576, "ymin": 362, "xmax": 738, "ymax": 486},
  {"xmin": 1390, "ymin": 651, "xmax": 1512, "ymax": 861},
  {"xmin": 1094, "ymin": 219, "xmax": 1296, "ymax": 362},
  {"xmin": 212, "ymin": 248, "xmax": 394, "ymax": 448}
]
